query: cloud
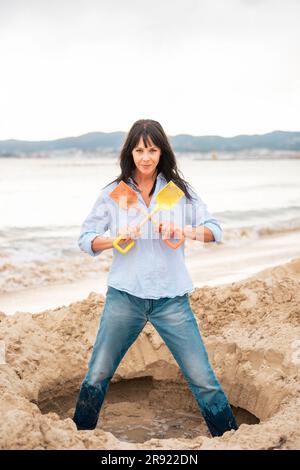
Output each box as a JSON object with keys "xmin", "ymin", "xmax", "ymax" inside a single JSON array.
[{"xmin": 0, "ymin": 0, "xmax": 299, "ymax": 138}]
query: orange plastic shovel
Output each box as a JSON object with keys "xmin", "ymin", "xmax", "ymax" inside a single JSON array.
[{"xmin": 109, "ymin": 180, "xmax": 185, "ymax": 254}]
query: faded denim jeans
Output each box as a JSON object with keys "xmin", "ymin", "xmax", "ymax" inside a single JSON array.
[{"xmin": 73, "ymin": 286, "xmax": 238, "ymax": 437}]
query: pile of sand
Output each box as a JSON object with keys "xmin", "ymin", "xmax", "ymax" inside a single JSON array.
[{"xmin": 0, "ymin": 258, "xmax": 299, "ymax": 449}]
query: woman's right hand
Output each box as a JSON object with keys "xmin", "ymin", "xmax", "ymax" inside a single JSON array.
[{"xmin": 118, "ymin": 224, "xmax": 141, "ymax": 245}]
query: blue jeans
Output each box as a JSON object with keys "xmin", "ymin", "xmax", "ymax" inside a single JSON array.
[{"xmin": 73, "ymin": 286, "xmax": 238, "ymax": 437}]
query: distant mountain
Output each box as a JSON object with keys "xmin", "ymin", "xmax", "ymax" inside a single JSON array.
[
  {"xmin": 0, "ymin": 130, "xmax": 300, "ymax": 155},
  {"xmin": 172, "ymin": 131, "xmax": 300, "ymax": 152}
]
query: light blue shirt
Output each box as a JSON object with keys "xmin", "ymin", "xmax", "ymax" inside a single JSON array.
[{"xmin": 78, "ymin": 172, "xmax": 222, "ymax": 299}]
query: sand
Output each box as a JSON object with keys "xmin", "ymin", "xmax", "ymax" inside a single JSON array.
[{"xmin": 0, "ymin": 257, "xmax": 299, "ymax": 449}]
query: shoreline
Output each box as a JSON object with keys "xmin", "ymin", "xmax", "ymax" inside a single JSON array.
[{"xmin": 1, "ymin": 228, "xmax": 300, "ymax": 315}]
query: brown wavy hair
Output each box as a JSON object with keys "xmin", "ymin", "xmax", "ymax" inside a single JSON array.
[{"xmin": 105, "ymin": 119, "xmax": 194, "ymax": 200}]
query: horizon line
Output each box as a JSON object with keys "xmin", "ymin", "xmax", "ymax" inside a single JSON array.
[{"xmin": 1, "ymin": 128, "xmax": 300, "ymax": 143}]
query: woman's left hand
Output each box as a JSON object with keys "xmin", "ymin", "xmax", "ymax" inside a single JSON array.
[{"xmin": 155, "ymin": 221, "xmax": 183, "ymax": 239}]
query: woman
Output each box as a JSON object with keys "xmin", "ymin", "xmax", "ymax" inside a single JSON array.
[{"xmin": 73, "ymin": 119, "xmax": 238, "ymax": 437}]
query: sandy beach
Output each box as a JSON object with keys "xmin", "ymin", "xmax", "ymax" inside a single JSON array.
[
  {"xmin": 0, "ymin": 155, "xmax": 300, "ymax": 449},
  {"xmin": 0, "ymin": 254, "xmax": 299, "ymax": 450}
]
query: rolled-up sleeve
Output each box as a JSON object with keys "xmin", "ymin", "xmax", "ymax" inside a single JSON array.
[
  {"xmin": 78, "ymin": 191, "xmax": 110, "ymax": 256},
  {"xmin": 187, "ymin": 189, "xmax": 223, "ymax": 244}
]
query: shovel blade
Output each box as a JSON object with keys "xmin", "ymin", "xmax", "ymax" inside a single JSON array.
[
  {"xmin": 109, "ymin": 180, "xmax": 138, "ymax": 210},
  {"xmin": 155, "ymin": 181, "xmax": 184, "ymax": 210}
]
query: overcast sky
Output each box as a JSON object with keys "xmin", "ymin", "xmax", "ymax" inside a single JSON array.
[{"xmin": 0, "ymin": 0, "xmax": 299, "ymax": 140}]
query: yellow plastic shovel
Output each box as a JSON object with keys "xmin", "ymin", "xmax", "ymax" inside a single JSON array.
[{"xmin": 110, "ymin": 180, "xmax": 185, "ymax": 254}]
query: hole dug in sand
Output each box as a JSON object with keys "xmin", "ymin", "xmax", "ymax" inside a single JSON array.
[
  {"xmin": 2, "ymin": 267, "xmax": 300, "ymax": 449},
  {"xmin": 34, "ymin": 318, "xmax": 296, "ymax": 447},
  {"xmin": 37, "ymin": 341, "xmax": 263, "ymax": 445}
]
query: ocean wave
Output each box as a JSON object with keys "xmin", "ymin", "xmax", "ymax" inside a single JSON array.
[
  {"xmin": 223, "ymin": 218, "xmax": 300, "ymax": 242},
  {"xmin": 216, "ymin": 205, "xmax": 300, "ymax": 223},
  {"xmin": 0, "ymin": 251, "xmax": 112, "ymax": 295}
]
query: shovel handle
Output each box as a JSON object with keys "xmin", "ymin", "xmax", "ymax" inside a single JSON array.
[
  {"xmin": 112, "ymin": 211, "xmax": 153, "ymax": 254},
  {"xmin": 137, "ymin": 206, "xmax": 185, "ymax": 250},
  {"xmin": 113, "ymin": 235, "xmax": 135, "ymax": 254},
  {"xmin": 164, "ymin": 234, "xmax": 185, "ymax": 249}
]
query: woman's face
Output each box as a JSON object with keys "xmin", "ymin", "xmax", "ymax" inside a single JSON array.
[{"xmin": 132, "ymin": 136, "xmax": 161, "ymax": 177}]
